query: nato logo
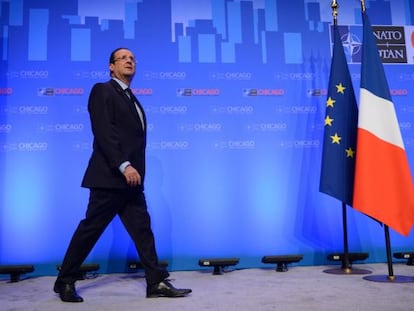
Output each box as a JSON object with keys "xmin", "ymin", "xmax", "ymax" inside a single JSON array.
[
  {"xmin": 176, "ymin": 88, "xmax": 192, "ymax": 96},
  {"xmin": 243, "ymin": 88, "xmax": 257, "ymax": 96},
  {"xmin": 335, "ymin": 25, "xmax": 362, "ymax": 63},
  {"xmin": 334, "ymin": 25, "xmax": 407, "ymax": 64},
  {"xmin": 372, "ymin": 25, "xmax": 407, "ymax": 63},
  {"xmin": 37, "ymin": 88, "xmax": 54, "ymax": 96}
]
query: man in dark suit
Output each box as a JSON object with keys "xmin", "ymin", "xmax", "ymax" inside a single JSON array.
[{"xmin": 53, "ymin": 47, "xmax": 191, "ymax": 303}]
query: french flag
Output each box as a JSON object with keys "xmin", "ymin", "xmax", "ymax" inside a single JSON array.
[{"xmin": 353, "ymin": 11, "xmax": 414, "ymax": 236}]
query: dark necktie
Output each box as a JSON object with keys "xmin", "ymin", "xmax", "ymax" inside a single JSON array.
[
  {"xmin": 125, "ymin": 88, "xmax": 145, "ymax": 129},
  {"xmin": 125, "ymin": 88, "xmax": 135, "ymax": 103}
]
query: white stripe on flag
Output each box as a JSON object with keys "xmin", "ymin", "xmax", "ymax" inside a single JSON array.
[{"xmin": 359, "ymin": 88, "xmax": 404, "ymax": 149}]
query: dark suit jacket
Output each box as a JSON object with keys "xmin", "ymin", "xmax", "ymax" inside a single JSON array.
[{"xmin": 81, "ymin": 79, "xmax": 147, "ymax": 189}]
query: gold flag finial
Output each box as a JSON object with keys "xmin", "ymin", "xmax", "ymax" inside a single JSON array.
[
  {"xmin": 331, "ymin": 0, "xmax": 338, "ymax": 23},
  {"xmin": 360, "ymin": 0, "xmax": 366, "ymax": 12}
]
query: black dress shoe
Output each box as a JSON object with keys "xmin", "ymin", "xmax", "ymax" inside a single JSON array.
[
  {"xmin": 146, "ymin": 280, "xmax": 192, "ymax": 298},
  {"xmin": 53, "ymin": 280, "xmax": 84, "ymax": 302}
]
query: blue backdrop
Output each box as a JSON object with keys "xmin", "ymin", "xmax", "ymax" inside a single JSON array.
[{"xmin": 1, "ymin": 0, "xmax": 414, "ymax": 275}]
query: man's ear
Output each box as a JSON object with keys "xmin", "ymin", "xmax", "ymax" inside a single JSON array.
[{"xmin": 109, "ymin": 63, "xmax": 115, "ymax": 74}]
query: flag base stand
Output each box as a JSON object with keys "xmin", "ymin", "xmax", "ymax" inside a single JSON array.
[
  {"xmin": 363, "ymin": 275, "xmax": 414, "ymax": 283},
  {"xmin": 361, "ymin": 226, "xmax": 414, "ymax": 283},
  {"xmin": 323, "ymin": 267, "xmax": 372, "ymax": 275},
  {"xmin": 324, "ymin": 252, "xmax": 371, "ymax": 274}
]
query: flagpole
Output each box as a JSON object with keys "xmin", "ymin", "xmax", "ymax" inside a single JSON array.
[
  {"xmin": 360, "ymin": 0, "xmax": 366, "ymax": 13},
  {"xmin": 341, "ymin": 202, "xmax": 350, "ymax": 270},
  {"xmin": 358, "ymin": 0, "xmax": 414, "ymax": 283},
  {"xmin": 384, "ymin": 225, "xmax": 394, "ymax": 279},
  {"xmin": 332, "ymin": 4, "xmax": 350, "ymax": 272},
  {"xmin": 322, "ymin": 0, "xmax": 369, "ymax": 275},
  {"xmin": 332, "ymin": 0, "xmax": 338, "ymax": 25},
  {"xmin": 363, "ymin": 225, "xmax": 414, "ymax": 283},
  {"xmin": 322, "ymin": 0, "xmax": 370, "ymax": 276}
]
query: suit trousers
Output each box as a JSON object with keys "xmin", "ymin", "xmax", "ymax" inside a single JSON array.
[{"xmin": 57, "ymin": 187, "xmax": 169, "ymax": 285}]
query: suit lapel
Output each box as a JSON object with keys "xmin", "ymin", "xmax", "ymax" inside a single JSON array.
[{"xmin": 109, "ymin": 80, "xmax": 145, "ymax": 129}]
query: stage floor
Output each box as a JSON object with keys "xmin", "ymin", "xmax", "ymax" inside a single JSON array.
[{"xmin": 1, "ymin": 263, "xmax": 414, "ymax": 311}]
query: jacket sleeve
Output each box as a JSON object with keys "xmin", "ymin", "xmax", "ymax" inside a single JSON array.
[{"xmin": 87, "ymin": 83, "xmax": 128, "ymax": 170}]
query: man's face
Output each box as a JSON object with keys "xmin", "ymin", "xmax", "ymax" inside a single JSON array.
[{"xmin": 109, "ymin": 49, "xmax": 136, "ymax": 80}]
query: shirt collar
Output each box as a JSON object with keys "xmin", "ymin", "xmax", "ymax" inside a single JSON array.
[{"xmin": 112, "ymin": 77, "xmax": 129, "ymax": 91}]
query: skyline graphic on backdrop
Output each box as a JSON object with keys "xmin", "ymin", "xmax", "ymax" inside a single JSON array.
[{"xmin": 1, "ymin": 0, "xmax": 413, "ymax": 64}]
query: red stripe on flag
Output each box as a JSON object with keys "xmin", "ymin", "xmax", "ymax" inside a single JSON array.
[{"xmin": 353, "ymin": 129, "xmax": 414, "ymax": 236}]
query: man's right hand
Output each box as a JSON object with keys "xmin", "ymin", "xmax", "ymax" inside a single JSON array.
[{"xmin": 124, "ymin": 165, "xmax": 141, "ymax": 187}]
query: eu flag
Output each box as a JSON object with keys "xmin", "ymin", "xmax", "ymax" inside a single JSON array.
[{"xmin": 319, "ymin": 25, "xmax": 358, "ymax": 206}]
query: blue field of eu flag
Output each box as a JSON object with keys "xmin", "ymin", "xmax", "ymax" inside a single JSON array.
[{"xmin": 319, "ymin": 25, "xmax": 358, "ymax": 206}]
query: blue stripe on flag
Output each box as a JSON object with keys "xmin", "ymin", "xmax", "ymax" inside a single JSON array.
[{"xmin": 360, "ymin": 14, "xmax": 391, "ymax": 102}]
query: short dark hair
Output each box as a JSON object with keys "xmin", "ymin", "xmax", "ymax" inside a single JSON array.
[{"xmin": 109, "ymin": 47, "xmax": 130, "ymax": 64}]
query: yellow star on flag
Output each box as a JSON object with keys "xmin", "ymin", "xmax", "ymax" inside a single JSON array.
[
  {"xmin": 326, "ymin": 96, "xmax": 335, "ymax": 107},
  {"xmin": 330, "ymin": 133, "xmax": 341, "ymax": 144},
  {"xmin": 324, "ymin": 115, "xmax": 334, "ymax": 126},
  {"xmin": 345, "ymin": 147, "xmax": 355, "ymax": 158},
  {"xmin": 336, "ymin": 83, "xmax": 346, "ymax": 94}
]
